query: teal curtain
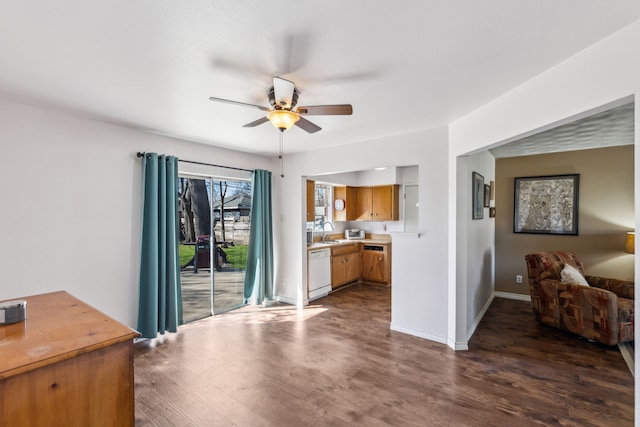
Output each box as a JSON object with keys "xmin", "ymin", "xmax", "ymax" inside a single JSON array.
[
  {"xmin": 138, "ymin": 153, "xmax": 183, "ymax": 338},
  {"xmin": 243, "ymin": 169, "xmax": 274, "ymax": 304}
]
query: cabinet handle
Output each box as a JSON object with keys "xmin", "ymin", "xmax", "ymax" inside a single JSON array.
[{"xmin": 378, "ymin": 256, "xmax": 383, "ymax": 261}]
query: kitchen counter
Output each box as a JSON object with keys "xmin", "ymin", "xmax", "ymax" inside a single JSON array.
[{"xmin": 307, "ymin": 238, "xmax": 391, "ymax": 250}]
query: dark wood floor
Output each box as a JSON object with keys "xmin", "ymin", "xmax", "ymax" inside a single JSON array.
[{"xmin": 134, "ymin": 283, "xmax": 633, "ymax": 426}]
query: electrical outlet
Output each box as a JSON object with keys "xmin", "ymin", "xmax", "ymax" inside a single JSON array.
[{"xmin": 516, "ymin": 275, "xmax": 523, "ymax": 283}]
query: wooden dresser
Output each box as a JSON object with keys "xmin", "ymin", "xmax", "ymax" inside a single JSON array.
[{"xmin": 0, "ymin": 291, "xmax": 139, "ymax": 426}]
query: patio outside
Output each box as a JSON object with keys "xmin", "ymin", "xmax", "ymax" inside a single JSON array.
[{"xmin": 180, "ymin": 240, "xmax": 248, "ymax": 323}]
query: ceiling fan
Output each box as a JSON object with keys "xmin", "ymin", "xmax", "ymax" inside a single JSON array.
[{"xmin": 209, "ymin": 77, "xmax": 353, "ymax": 133}]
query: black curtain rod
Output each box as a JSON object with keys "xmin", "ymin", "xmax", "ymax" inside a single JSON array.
[{"xmin": 136, "ymin": 152, "xmax": 253, "ymax": 173}]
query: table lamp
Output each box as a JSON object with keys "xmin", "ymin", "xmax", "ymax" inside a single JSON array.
[{"xmin": 624, "ymin": 231, "xmax": 635, "ymax": 254}]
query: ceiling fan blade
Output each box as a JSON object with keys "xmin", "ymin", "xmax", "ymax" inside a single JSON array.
[
  {"xmin": 243, "ymin": 116, "xmax": 270, "ymax": 128},
  {"xmin": 273, "ymin": 77, "xmax": 295, "ymax": 109},
  {"xmin": 209, "ymin": 96, "xmax": 270, "ymax": 112},
  {"xmin": 297, "ymin": 104, "xmax": 353, "ymax": 115},
  {"xmin": 295, "ymin": 116, "xmax": 322, "ymax": 134}
]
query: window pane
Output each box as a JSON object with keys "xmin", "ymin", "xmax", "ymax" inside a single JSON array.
[{"xmin": 314, "ymin": 184, "xmax": 333, "ymax": 230}]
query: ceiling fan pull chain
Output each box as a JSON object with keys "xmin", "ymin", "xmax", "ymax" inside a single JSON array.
[{"xmin": 279, "ymin": 131, "xmax": 285, "ymax": 178}]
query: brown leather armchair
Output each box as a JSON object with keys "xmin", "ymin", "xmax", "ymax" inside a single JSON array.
[{"xmin": 525, "ymin": 251, "xmax": 634, "ymax": 345}]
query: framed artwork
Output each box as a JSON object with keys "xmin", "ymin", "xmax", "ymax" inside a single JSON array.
[
  {"xmin": 513, "ymin": 174, "xmax": 579, "ymax": 235},
  {"xmin": 472, "ymin": 172, "xmax": 484, "ymax": 220},
  {"xmin": 484, "ymin": 184, "xmax": 490, "ymax": 207}
]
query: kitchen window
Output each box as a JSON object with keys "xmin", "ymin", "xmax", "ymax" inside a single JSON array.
[{"xmin": 313, "ymin": 184, "xmax": 333, "ymax": 230}]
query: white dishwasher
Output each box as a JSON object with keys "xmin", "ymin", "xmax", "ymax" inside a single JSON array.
[{"xmin": 308, "ymin": 248, "xmax": 331, "ymax": 301}]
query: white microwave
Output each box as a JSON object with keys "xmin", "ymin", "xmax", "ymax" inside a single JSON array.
[{"xmin": 345, "ymin": 229, "xmax": 365, "ymax": 240}]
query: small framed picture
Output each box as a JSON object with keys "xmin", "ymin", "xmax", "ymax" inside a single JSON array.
[
  {"xmin": 472, "ymin": 172, "xmax": 484, "ymax": 220},
  {"xmin": 484, "ymin": 184, "xmax": 490, "ymax": 207}
]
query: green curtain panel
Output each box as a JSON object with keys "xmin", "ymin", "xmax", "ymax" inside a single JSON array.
[
  {"xmin": 243, "ymin": 169, "xmax": 274, "ymax": 304},
  {"xmin": 138, "ymin": 153, "xmax": 183, "ymax": 338}
]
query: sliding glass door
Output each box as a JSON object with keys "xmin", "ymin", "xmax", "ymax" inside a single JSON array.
[
  {"xmin": 178, "ymin": 174, "xmax": 250, "ymax": 322},
  {"xmin": 210, "ymin": 179, "xmax": 250, "ymax": 313}
]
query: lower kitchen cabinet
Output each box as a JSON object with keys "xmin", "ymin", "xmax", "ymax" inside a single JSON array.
[
  {"xmin": 331, "ymin": 243, "xmax": 361, "ymax": 288},
  {"xmin": 361, "ymin": 244, "xmax": 390, "ymax": 283}
]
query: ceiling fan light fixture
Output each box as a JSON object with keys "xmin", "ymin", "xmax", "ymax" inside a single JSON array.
[{"xmin": 267, "ymin": 110, "xmax": 299, "ymax": 131}]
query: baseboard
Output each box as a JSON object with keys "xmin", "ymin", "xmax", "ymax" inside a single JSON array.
[
  {"xmin": 390, "ymin": 323, "xmax": 448, "ymax": 346},
  {"xmin": 467, "ymin": 293, "xmax": 495, "ymax": 342},
  {"xmin": 618, "ymin": 342, "xmax": 635, "ymax": 377},
  {"xmin": 274, "ymin": 295, "xmax": 300, "ymax": 307},
  {"xmin": 447, "ymin": 337, "xmax": 469, "ymax": 351},
  {"xmin": 494, "ymin": 291, "xmax": 531, "ymax": 302}
]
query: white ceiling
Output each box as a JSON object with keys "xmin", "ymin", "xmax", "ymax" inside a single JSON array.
[{"xmin": 1, "ymin": 2, "xmax": 638, "ymax": 156}]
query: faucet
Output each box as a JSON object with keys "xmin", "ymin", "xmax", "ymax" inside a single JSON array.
[{"xmin": 322, "ymin": 222, "xmax": 335, "ymax": 241}]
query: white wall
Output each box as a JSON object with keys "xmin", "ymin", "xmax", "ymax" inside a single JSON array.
[
  {"xmin": 449, "ymin": 18, "xmax": 640, "ymax": 415},
  {"xmin": 0, "ymin": 99, "xmax": 270, "ymax": 327},
  {"xmin": 459, "ymin": 152, "xmax": 495, "ymax": 345},
  {"xmin": 273, "ymin": 127, "xmax": 451, "ymax": 343},
  {"xmin": 452, "ymin": 152, "xmax": 495, "ymax": 350}
]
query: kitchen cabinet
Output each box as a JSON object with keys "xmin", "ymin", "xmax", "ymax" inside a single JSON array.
[
  {"xmin": 355, "ymin": 185, "xmax": 400, "ymax": 221},
  {"xmin": 361, "ymin": 243, "xmax": 390, "ymax": 284},
  {"xmin": 331, "ymin": 243, "xmax": 361, "ymax": 288},
  {"xmin": 306, "ymin": 180, "xmax": 315, "ymax": 222},
  {"xmin": 333, "ymin": 186, "xmax": 357, "ymax": 221}
]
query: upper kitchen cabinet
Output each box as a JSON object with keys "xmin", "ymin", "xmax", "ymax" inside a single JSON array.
[
  {"xmin": 306, "ymin": 180, "xmax": 315, "ymax": 222},
  {"xmin": 355, "ymin": 185, "xmax": 400, "ymax": 221},
  {"xmin": 333, "ymin": 186, "xmax": 357, "ymax": 221}
]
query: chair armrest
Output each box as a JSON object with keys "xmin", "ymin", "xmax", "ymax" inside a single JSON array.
[
  {"xmin": 584, "ymin": 276, "xmax": 634, "ymax": 299},
  {"xmin": 537, "ymin": 278, "xmax": 618, "ymax": 300}
]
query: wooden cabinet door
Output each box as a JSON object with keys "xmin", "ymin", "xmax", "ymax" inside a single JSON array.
[
  {"xmin": 331, "ymin": 244, "xmax": 361, "ymax": 288},
  {"xmin": 362, "ymin": 249, "xmax": 387, "ymax": 282},
  {"xmin": 344, "ymin": 251, "xmax": 361, "ymax": 283},
  {"xmin": 331, "ymin": 255, "xmax": 344, "ymax": 289},
  {"xmin": 372, "ymin": 186, "xmax": 395, "ymax": 220},
  {"xmin": 345, "ymin": 186, "xmax": 358, "ymax": 220},
  {"xmin": 333, "ymin": 186, "xmax": 358, "ymax": 221},
  {"xmin": 372, "ymin": 185, "xmax": 400, "ymax": 221},
  {"xmin": 306, "ymin": 180, "xmax": 315, "ymax": 222},
  {"xmin": 355, "ymin": 187, "xmax": 373, "ymax": 221}
]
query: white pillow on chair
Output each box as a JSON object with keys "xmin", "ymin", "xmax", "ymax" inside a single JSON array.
[{"xmin": 561, "ymin": 263, "xmax": 590, "ymax": 286}]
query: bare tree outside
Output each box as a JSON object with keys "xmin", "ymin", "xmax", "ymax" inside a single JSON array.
[
  {"xmin": 189, "ymin": 179, "xmax": 211, "ymax": 239},
  {"xmin": 181, "ymin": 177, "xmax": 252, "ymax": 245},
  {"xmin": 218, "ymin": 181, "xmax": 228, "ymax": 242},
  {"xmin": 178, "ymin": 177, "xmax": 211, "ymax": 243},
  {"xmin": 179, "ymin": 179, "xmax": 195, "ymax": 242}
]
